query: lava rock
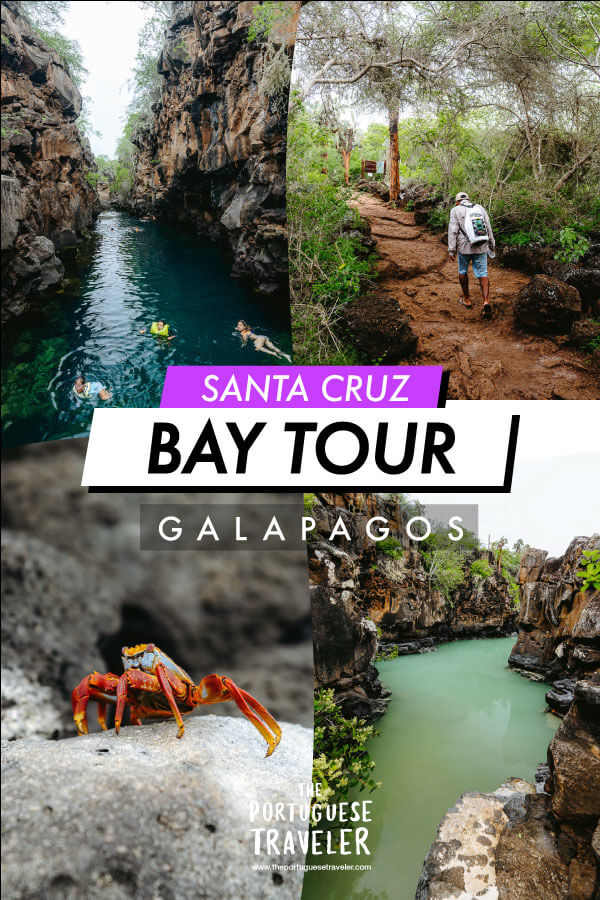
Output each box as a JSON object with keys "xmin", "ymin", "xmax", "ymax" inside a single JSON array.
[
  {"xmin": 1, "ymin": 717, "xmax": 312, "ymax": 900},
  {"xmin": 509, "ymin": 534, "xmax": 600, "ymax": 683},
  {"xmin": 547, "ymin": 676, "xmax": 600, "ymax": 822},
  {"xmin": 543, "ymin": 262, "xmax": 600, "ymax": 315},
  {"xmin": 546, "ymin": 678, "xmax": 577, "ymax": 715},
  {"xmin": 340, "ymin": 293, "xmax": 418, "ymax": 363},
  {"xmin": 355, "ymin": 179, "xmax": 390, "ymax": 202},
  {"xmin": 513, "ymin": 274, "xmax": 582, "ymax": 334},
  {"xmin": 500, "ymin": 243, "xmax": 555, "ymax": 274},
  {"xmin": 571, "ymin": 318, "xmax": 600, "ymax": 350}
]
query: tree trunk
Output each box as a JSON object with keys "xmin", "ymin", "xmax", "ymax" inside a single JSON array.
[
  {"xmin": 554, "ymin": 150, "xmax": 593, "ymax": 192},
  {"xmin": 517, "ymin": 84, "xmax": 539, "ymax": 180},
  {"xmin": 340, "ymin": 148, "xmax": 350, "ymax": 185},
  {"xmin": 388, "ymin": 106, "xmax": 400, "ymax": 202}
]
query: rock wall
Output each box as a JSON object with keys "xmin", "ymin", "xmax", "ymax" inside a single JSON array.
[
  {"xmin": 310, "ymin": 493, "xmax": 517, "ymax": 719},
  {"xmin": 130, "ymin": 0, "xmax": 298, "ymax": 295},
  {"xmin": 1, "ymin": 0, "xmax": 98, "ymax": 321},
  {"xmin": 417, "ymin": 675, "xmax": 600, "ymax": 900},
  {"xmin": 509, "ymin": 535, "xmax": 600, "ymax": 712}
]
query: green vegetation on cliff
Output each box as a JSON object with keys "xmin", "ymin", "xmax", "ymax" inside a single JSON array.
[
  {"xmin": 20, "ymin": 1, "xmax": 95, "ymax": 137},
  {"xmin": 313, "ymin": 689, "xmax": 381, "ymax": 810}
]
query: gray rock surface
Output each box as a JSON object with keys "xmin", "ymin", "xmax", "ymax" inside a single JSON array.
[
  {"xmin": 1, "ymin": 529, "xmax": 120, "ymax": 739},
  {"xmin": 1, "ymin": 716, "xmax": 312, "ymax": 900}
]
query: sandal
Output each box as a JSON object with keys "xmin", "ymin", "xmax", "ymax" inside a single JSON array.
[
  {"xmin": 459, "ymin": 297, "xmax": 473, "ymax": 309},
  {"xmin": 482, "ymin": 303, "xmax": 492, "ymax": 319}
]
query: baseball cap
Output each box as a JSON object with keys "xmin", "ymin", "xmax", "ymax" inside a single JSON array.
[{"xmin": 455, "ymin": 191, "xmax": 469, "ymax": 201}]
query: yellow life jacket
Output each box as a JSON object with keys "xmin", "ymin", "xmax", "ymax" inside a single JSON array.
[{"xmin": 151, "ymin": 322, "xmax": 169, "ymax": 337}]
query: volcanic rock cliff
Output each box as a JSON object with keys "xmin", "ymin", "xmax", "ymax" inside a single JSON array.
[
  {"xmin": 130, "ymin": 0, "xmax": 298, "ymax": 295},
  {"xmin": 509, "ymin": 535, "xmax": 600, "ymax": 713},
  {"xmin": 310, "ymin": 493, "xmax": 517, "ymax": 719},
  {"xmin": 1, "ymin": 0, "xmax": 98, "ymax": 321}
]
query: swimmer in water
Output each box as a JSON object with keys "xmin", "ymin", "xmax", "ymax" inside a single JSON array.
[
  {"xmin": 235, "ymin": 320, "xmax": 291, "ymax": 362},
  {"xmin": 140, "ymin": 319, "xmax": 176, "ymax": 341},
  {"xmin": 72, "ymin": 376, "xmax": 112, "ymax": 401}
]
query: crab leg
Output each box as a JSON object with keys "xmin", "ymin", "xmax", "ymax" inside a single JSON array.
[
  {"xmin": 114, "ymin": 673, "xmax": 129, "ymax": 735},
  {"xmin": 155, "ymin": 665, "xmax": 186, "ymax": 738},
  {"xmin": 72, "ymin": 672, "xmax": 119, "ymax": 735},
  {"xmin": 129, "ymin": 706, "xmax": 144, "ymax": 726},
  {"xmin": 96, "ymin": 702, "xmax": 108, "ymax": 731},
  {"xmin": 222, "ymin": 678, "xmax": 282, "ymax": 758}
]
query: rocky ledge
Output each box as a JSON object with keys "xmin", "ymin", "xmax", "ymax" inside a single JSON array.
[
  {"xmin": 1, "ymin": 0, "xmax": 99, "ymax": 321},
  {"xmin": 130, "ymin": 0, "xmax": 298, "ymax": 295},
  {"xmin": 417, "ymin": 676, "xmax": 600, "ymax": 899},
  {"xmin": 1, "ymin": 716, "xmax": 312, "ymax": 900},
  {"xmin": 508, "ymin": 534, "xmax": 599, "ymax": 713}
]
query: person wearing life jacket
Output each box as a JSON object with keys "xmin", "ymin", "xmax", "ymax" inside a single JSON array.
[
  {"xmin": 72, "ymin": 376, "xmax": 112, "ymax": 401},
  {"xmin": 448, "ymin": 191, "xmax": 496, "ymax": 318},
  {"xmin": 140, "ymin": 320, "xmax": 176, "ymax": 341}
]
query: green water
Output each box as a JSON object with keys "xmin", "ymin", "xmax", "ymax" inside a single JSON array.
[
  {"xmin": 304, "ymin": 638, "xmax": 558, "ymax": 900},
  {"xmin": 1, "ymin": 210, "xmax": 292, "ymax": 447}
]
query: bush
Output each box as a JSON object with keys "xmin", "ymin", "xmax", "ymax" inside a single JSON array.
[
  {"xmin": 555, "ymin": 227, "xmax": 590, "ymax": 263},
  {"xmin": 470, "ymin": 559, "xmax": 493, "ymax": 583},
  {"xmin": 303, "ymin": 492, "xmax": 317, "ymax": 513},
  {"xmin": 376, "ymin": 536, "xmax": 404, "ymax": 560},
  {"xmin": 576, "ymin": 549, "xmax": 600, "ymax": 592},
  {"xmin": 313, "ymin": 689, "xmax": 381, "ymax": 810},
  {"xmin": 422, "ymin": 548, "xmax": 466, "ymax": 602},
  {"xmin": 427, "ymin": 208, "xmax": 449, "ymax": 230}
]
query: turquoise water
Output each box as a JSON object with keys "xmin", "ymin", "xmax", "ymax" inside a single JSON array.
[
  {"xmin": 303, "ymin": 638, "xmax": 558, "ymax": 900},
  {"xmin": 1, "ymin": 211, "xmax": 292, "ymax": 447}
]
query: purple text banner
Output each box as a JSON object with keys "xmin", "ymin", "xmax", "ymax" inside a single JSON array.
[{"xmin": 160, "ymin": 366, "xmax": 444, "ymax": 408}]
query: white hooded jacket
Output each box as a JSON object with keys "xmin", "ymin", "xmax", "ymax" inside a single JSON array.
[{"xmin": 448, "ymin": 200, "xmax": 496, "ymax": 256}]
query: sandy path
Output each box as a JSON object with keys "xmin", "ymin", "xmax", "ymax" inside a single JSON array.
[{"xmin": 355, "ymin": 193, "xmax": 599, "ymax": 399}]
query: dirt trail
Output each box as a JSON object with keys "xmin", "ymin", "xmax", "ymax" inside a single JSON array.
[{"xmin": 354, "ymin": 193, "xmax": 599, "ymax": 399}]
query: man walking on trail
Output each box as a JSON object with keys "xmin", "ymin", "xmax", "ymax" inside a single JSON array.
[{"xmin": 448, "ymin": 191, "xmax": 495, "ymax": 318}]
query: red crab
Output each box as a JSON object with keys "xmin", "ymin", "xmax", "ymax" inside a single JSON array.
[{"xmin": 71, "ymin": 643, "xmax": 281, "ymax": 756}]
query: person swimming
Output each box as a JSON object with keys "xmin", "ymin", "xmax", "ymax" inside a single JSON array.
[
  {"xmin": 140, "ymin": 320, "xmax": 176, "ymax": 341},
  {"xmin": 235, "ymin": 320, "xmax": 291, "ymax": 362},
  {"xmin": 72, "ymin": 376, "xmax": 112, "ymax": 401}
]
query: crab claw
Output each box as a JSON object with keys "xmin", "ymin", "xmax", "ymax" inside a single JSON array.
[
  {"xmin": 72, "ymin": 678, "xmax": 90, "ymax": 735},
  {"xmin": 222, "ymin": 678, "xmax": 282, "ymax": 757}
]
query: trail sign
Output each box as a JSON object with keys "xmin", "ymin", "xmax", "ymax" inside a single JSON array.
[{"xmin": 361, "ymin": 159, "xmax": 386, "ymax": 177}]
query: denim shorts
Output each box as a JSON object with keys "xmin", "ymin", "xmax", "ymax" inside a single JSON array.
[{"xmin": 457, "ymin": 252, "xmax": 487, "ymax": 277}]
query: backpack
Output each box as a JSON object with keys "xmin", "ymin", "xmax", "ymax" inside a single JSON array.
[{"xmin": 460, "ymin": 203, "xmax": 488, "ymax": 245}]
